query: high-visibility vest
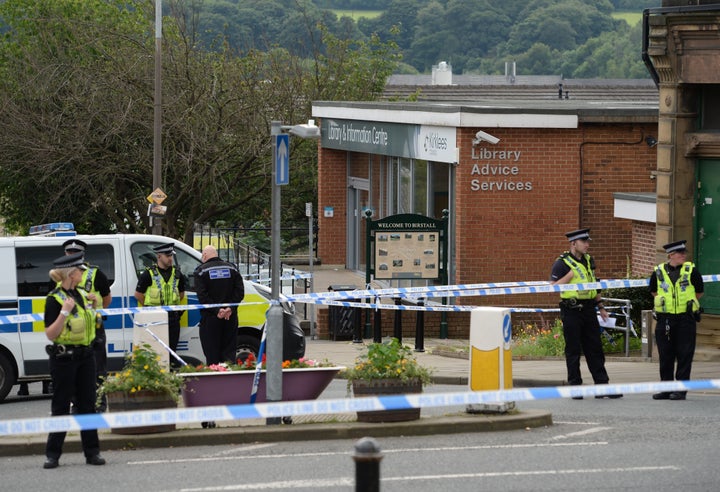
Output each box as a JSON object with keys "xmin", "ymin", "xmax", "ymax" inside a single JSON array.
[
  {"xmin": 49, "ymin": 288, "xmax": 96, "ymax": 346},
  {"xmin": 143, "ymin": 266, "xmax": 180, "ymax": 306},
  {"xmin": 654, "ymin": 261, "xmax": 699, "ymax": 314},
  {"xmin": 559, "ymin": 252, "xmax": 597, "ymax": 300}
]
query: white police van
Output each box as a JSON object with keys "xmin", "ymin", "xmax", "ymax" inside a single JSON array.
[{"xmin": 0, "ymin": 224, "xmax": 305, "ymax": 401}]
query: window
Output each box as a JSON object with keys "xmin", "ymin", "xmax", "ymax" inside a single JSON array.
[
  {"xmin": 130, "ymin": 242, "xmax": 201, "ymax": 291},
  {"xmin": 16, "ymin": 244, "xmax": 115, "ymax": 297}
]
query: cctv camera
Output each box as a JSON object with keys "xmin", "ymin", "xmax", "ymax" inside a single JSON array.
[{"xmin": 473, "ymin": 130, "xmax": 500, "ymax": 145}]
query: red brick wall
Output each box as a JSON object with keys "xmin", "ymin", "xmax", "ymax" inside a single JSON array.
[
  {"xmin": 632, "ymin": 221, "xmax": 656, "ymax": 277},
  {"xmin": 317, "ymin": 147, "xmax": 348, "ymax": 265},
  {"xmin": 454, "ymin": 124, "xmax": 656, "ymax": 308}
]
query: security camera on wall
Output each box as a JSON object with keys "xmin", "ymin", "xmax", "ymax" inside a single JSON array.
[{"xmin": 473, "ymin": 130, "xmax": 500, "ymax": 145}]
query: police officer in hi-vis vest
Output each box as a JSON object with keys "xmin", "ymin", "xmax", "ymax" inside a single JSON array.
[
  {"xmin": 61, "ymin": 239, "xmax": 112, "ymax": 410},
  {"xmin": 650, "ymin": 240, "xmax": 704, "ymax": 401},
  {"xmin": 134, "ymin": 242, "xmax": 186, "ymax": 361},
  {"xmin": 43, "ymin": 252, "xmax": 105, "ymax": 469},
  {"xmin": 550, "ymin": 228, "xmax": 622, "ymax": 399}
]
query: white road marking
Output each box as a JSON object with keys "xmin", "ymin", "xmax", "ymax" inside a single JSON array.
[
  {"xmin": 552, "ymin": 426, "xmax": 613, "ymax": 440},
  {"xmin": 170, "ymin": 466, "xmax": 680, "ymax": 491},
  {"xmin": 202, "ymin": 443, "xmax": 276, "ymax": 458},
  {"xmin": 130, "ymin": 442, "xmax": 606, "ymax": 465}
]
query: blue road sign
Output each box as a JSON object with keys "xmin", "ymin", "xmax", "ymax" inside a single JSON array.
[{"xmin": 275, "ymin": 134, "xmax": 290, "ymax": 186}]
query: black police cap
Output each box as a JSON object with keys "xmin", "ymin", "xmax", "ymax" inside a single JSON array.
[
  {"xmin": 53, "ymin": 252, "xmax": 87, "ymax": 269},
  {"xmin": 62, "ymin": 239, "xmax": 87, "ymax": 252},
  {"xmin": 153, "ymin": 242, "xmax": 175, "ymax": 255},
  {"xmin": 663, "ymin": 240, "xmax": 687, "ymax": 254},
  {"xmin": 565, "ymin": 228, "xmax": 591, "ymax": 242}
]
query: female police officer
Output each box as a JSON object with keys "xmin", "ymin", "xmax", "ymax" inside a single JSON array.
[{"xmin": 43, "ymin": 252, "xmax": 105, "ymax": 469}]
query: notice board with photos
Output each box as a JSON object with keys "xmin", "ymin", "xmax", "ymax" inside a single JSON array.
[{"xmin": 365, "ymin": 211, "xmax": 448, "ymax": 282}]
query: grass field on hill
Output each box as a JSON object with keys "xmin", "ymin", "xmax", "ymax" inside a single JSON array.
[
  {"xmin": 612, "ymin": 11, "xmax": 643, "ymax": 26},
  {"xmin": 331, "ymin": 9, "xmax": 383, "ymax": 21}
]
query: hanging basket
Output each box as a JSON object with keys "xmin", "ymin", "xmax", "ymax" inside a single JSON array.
[{"xmin": 352, "ymin": 378, "xmax": 423, "ymax": 423}]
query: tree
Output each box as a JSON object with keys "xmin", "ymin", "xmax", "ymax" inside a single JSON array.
[
  {"xmin": 0, "ymin": 0, "xmax": 399, "ymax": 243},
  {"xmin": 506, "ymin": 0, "xmax": 616, "ymax": 53}
]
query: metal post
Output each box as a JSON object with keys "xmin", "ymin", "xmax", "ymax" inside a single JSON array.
[
  {"xmin": 353, "ymin": 437, "xmax": 383, "ymax": 492},
  {"xmin": 151, "ymin": 0, "xmax": 162, "ymax": 235},
  {"xmin": 267, "ymin": 120, "xmax": 283, "ymax": 425},
  {"xmin": 373, "ymin": 300, "xmax": 382, "ymax": 343},
  {"xmin": 415, "ymin": 298, "xmax": 424, "ymax": 352},
  {"xmin": 307, "ymin": 203, "xmax": 316, "ymax": 339},
  {"xmin": 265, "ymin": 119, "xmax": 320, "ymax": 424},
  {"xmin": 393, "ymin": 298, "xmax": 402, "ymax": 343}
]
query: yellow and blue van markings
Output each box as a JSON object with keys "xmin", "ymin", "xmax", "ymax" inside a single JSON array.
[{"xmin": 11, "ymin": 293, "xmax": 269, "ymax": 333}]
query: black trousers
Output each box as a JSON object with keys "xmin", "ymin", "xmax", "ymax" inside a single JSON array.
[
  {"xmin": 94, "ymin": 325, "xmax": 108, "ymax": 411},
  {"xmin": 46, "ymin": 349, "xmax": 100, "ymax": 460},
  {"xmin": 560, "ymin": 305, "xmax": 609, "ymax": 385},
  {"xmin": 655, "ymin": 313, "xmax": 696, "ymax": 386},
  {"xmin": 168, "ymin": 311, "xmax": 182, "ymax": 352},
  {"xmin": 200, "ymin": 311, "xmax": 238, "ymax": 365}
]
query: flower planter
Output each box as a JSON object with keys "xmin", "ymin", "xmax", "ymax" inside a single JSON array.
[
  {"xmin": 106, "ymin": 390, "xmax": 177, "ymax": 434},
  {"xmin": 180, "ymin": 366, "xmax": 344, "ymax": 407},
  {"xmin": 352, "ymin": 378, "xmax": 423, "ymax": 423}
]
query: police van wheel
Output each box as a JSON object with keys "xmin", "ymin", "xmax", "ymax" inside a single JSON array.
[
  {"xmin": 236, "ymin": 335, "xmax": 260, "ymax": 363},
  {"xmin": 0, "ymin": 353, "xmax": 16, "ymax": 402}
]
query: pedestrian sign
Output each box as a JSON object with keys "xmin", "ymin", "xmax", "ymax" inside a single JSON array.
[{"xmin": 275, "ymin": 134, "xmax": 290, "ymax": 186}]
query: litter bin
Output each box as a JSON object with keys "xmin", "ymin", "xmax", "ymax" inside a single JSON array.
[{"xmin": 327, "ymin": 284, "xmax": 362, "ymax": 341}]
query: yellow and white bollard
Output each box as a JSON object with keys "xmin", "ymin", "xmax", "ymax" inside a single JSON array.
[
  {"xmin": 467, "ymin": 307, "xmax": 514, "ymax": 413},
  {"xmin": 133, "ymin": 311, "xmax": 170, "ymax": 368}
]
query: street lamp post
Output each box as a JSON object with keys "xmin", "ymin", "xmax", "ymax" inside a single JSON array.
[
  {"xmin": 151, "ymin": 0, "xmax": 162, "ymax": 235},
  {"xmin": 267, "ymin": 120, "xmax": 320, "ymax": 424}
]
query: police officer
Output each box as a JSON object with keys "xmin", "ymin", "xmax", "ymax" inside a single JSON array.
[
  {"xmin": 194, "ymin": 245, "xmax": 244, "ymax": 364},
  {"xmin": 43, "ymin": 253, "xmax": 105, "ymax": 469},
  {"xmin": 650, "ymin": 240, "xmax": 704, "ymax": 401},
  {"xmin": 61, "ymin": 239, "xmax": 112, "ymax": 411},
  {"xmin": 550, "ymin": 228, "xmax": 622, "ymax": 399},
  {"xmin": 134, "ymin": 242, "xmax": 186, "ymax": 361}
]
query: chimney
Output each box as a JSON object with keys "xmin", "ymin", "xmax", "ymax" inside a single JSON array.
[{"xmin": 432, "ymin": 61, "xmax": 452, "ymax": 85}]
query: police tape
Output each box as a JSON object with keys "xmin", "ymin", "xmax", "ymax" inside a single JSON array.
[
  {"xmin": 246, "ymin": 273, "xmax": 312, "ymax": 282},
  {"xmin": 2, "ymin": 274, "xmax": 717, "ymax": 324},
  {"xmin": 1, "ymin": 379, "xmax": 719, "ymax": 437},
  {"xmin": 290, "ymin": 277, "xmax": 700, "ymax": 303},
  {"xmin": 0, "ymin": 302, "xmax": 268, "ymax": 326}
]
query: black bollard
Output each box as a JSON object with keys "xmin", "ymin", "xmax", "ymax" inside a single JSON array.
[
  {"xmin": 373, "ymin": 306, "xmax": 382, "ymax": 343},
  {"xmin": 353, "ymin": 437, "xmax": 383, "ymax": 492},
  {"xmin": 415, "ymin": 298, "xmax": 424, "ymax": 352},
  {"xmin": 393, "ymin": 298, "xmax": 402, "ymax": 343}
]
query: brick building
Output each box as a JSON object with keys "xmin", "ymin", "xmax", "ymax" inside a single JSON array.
[{"xmin": 311, "ymin": 97, "xmax": 658, "ymax": 337}]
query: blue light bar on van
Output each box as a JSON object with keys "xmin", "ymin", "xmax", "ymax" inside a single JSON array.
[{"xmin": 28, "ymin": 222, "xmax": 76, "ymax": 236}]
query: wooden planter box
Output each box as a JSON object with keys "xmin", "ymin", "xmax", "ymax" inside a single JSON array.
[
  {"xmin": 352, "ymin": 378, "xmax": 423, "ymax": 423},
  {"xmin": 180, "ymin": 366, "xmax": 344, "ymax": 407},
  {"xmin": 106, "ymin": 390, "xmax": 177, "ymax": 434}
]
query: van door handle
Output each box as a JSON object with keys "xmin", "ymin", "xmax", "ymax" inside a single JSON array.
[{"xmin": 699, "ymin": 227, "xmax": 706, "ymax": 239}]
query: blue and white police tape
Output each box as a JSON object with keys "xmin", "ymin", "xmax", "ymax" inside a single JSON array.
[
  {"xmin": 244, "ymin": 272, "xmax": 312, "ymax": 282},
  {"xmin": 3, "ymin": 274, "xmax": 717, "ymax": 325},
  {"xmin": 2, "ymin": 379, "xmax": 719, "ymax": 436},
  {"xmin": 0, "ymin": 301, "xmax": 268, "ymax": 326},
  {"xmin": 287, "ymin": 274, "xmax": 720, "ymax": 303}
]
